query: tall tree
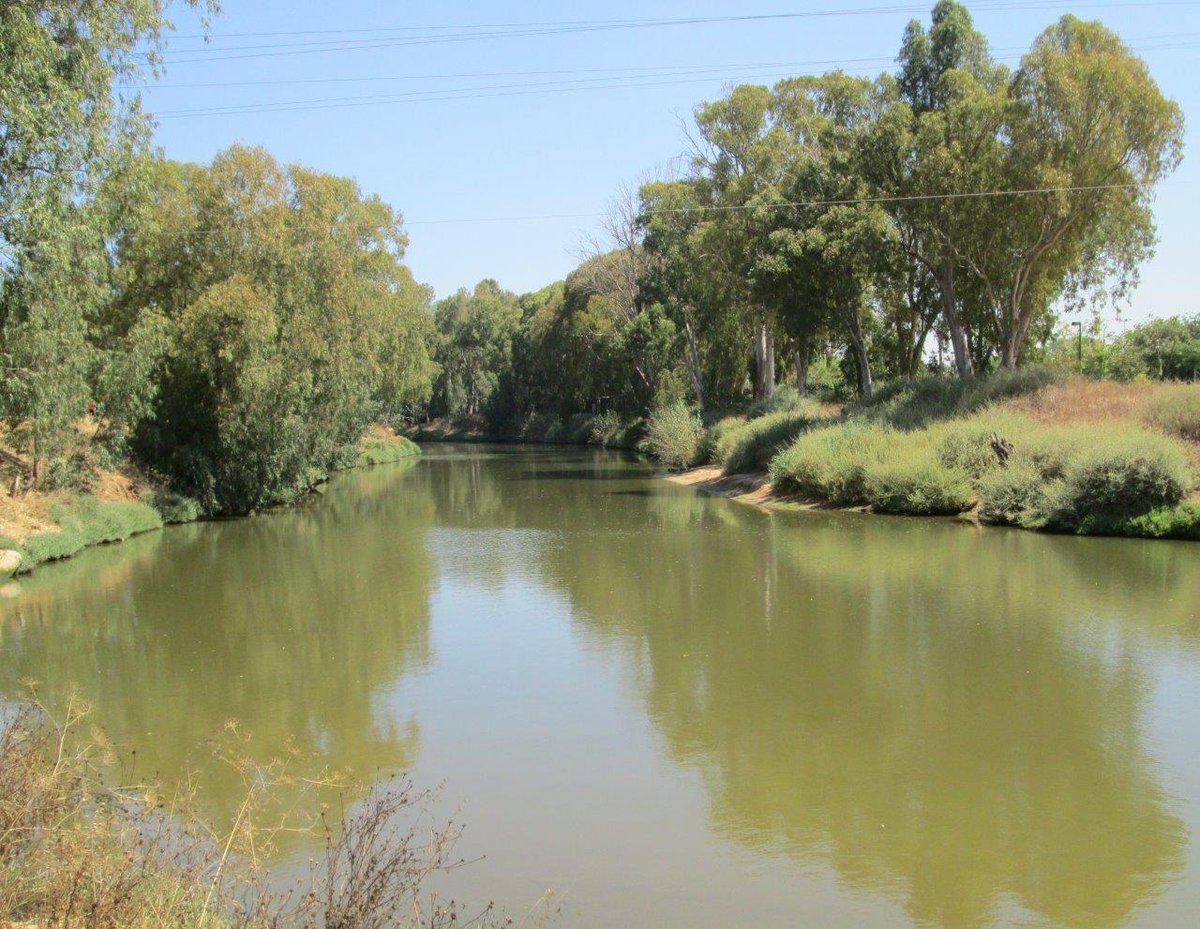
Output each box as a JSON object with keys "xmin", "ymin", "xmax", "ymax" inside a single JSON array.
[{"xmin": 967, "ymin": 16, "xmax": 1184, "ymax": 366}]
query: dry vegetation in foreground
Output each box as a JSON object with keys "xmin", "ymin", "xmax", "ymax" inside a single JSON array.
[{"xmin": 0, "ymin": 695, "xmax": 543, "ymax": 929}]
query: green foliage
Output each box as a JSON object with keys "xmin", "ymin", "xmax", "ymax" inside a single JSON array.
[
  {"xmin": 1145, "ymin": 385, "xmax": 1200, "ymax": 442},
  {"xmin": 1121, "ymin": 503, "xmax": 1200, "ymax": 540},
  {"xmin": 121, "ymin": 147, "xmax": 437, "ymax": 514},
  {"xmin": 769, "ymin": 423, "xmax": 892, "ymax": 505},
  {"xmin": 977, "ymin": 461, "xmax": 1047, "ymax": 528},
  {"xmin": 932, "ymin": 411, "xmax": 1036, "ymax": 480},
  {"xmin": 357, "ymin": 435, "xmax": 421, "ymax": 467},
  {"xmin": 643, "ymin": 404, "xmax": 705, "ymax": 470},
  {"xmin": 1046, "ymin": 435, "xmax": 1193, "ymax": 532},
  {"xmin": 153, "ymin": 491, "xmax": 204, "ymax": 525},
  {"xmin": 698, "ymin": 416, "xmax": 749, "ymax": 466},
  {"xmin": 431, "ymin": 280, "xmax": 521, "ymax": 419},
  {"xmin": 852, "ymin": 367, "xmax": 1063, "ymax": 430},
  {"xmin": 745, "ymin": 386, "xmax": 821, "ymax": 419},
  {"xmin": 722, "ymin": 411, "xmax": 825, "ymax": 475},
  {"xmin": 863, "ymin": 453, "xmax": 975, "ymax": 516},
  {"xmin": 978, "ymin": 427, "xmax": 1194, "ymax": 532},
  {"xmin": 1109, "ymin": 315, "xmax": 1200, "ymax": 381},
  {"xmin": 13, "ymin": 497, "xmax": 163, "ymax": 570}
]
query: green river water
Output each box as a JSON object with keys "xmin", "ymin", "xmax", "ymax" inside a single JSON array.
[{"xmin": 1, "ymin": 445, "xmax": 1198, "ymax": 928}]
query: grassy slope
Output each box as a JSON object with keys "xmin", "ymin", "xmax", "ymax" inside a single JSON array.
[
  {"xmin": 0, "ymin": 426, "xmax": 422, "ymax": 577},
  {"xmin": 695, "ymin": 374, "xmax": 1200, "ymax": 540}
]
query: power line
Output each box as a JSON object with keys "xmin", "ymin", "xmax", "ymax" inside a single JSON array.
[
  {"xmin": 127, "ymin": 30, "xmax": 1200, "ymax": 91},
  {"xmin": 150, "ymin": 2, "xmax": 1200, "ymax": 64},
  {"xmin": 148, "ymin": 40, "xmax": 1200, "ymax": 120}
]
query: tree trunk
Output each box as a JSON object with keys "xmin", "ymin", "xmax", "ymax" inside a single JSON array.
[
  {"xmin": 752, "ymin": 322, "xmax": 776, "ymax": 401},
  {"xmin": 682, "ymin": 315, "xmax": 706, "ymax": 411},
  {"xmin": 937, "ymin": 256, "xmax": 974, "ymax": 379},
  {"xmin": 794, "ymin": 349, "xmax": 810, "ymax": 396},
  {"xmin": 845, "ymin": 307, "xmax": 873, "ymax": 399}
]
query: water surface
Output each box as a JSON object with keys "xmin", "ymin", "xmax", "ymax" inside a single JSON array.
[{"xmin": 2, "ymin": 445, "xmax": 1198, "ymax": 928}]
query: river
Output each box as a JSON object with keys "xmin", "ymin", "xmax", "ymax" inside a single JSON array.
[{"xmin": 1, "ymin": 445, "xmax": 1198, "ymax": 928}]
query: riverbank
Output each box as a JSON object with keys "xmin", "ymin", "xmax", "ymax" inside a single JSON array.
[
  {"xmin": 659, "ymin": 373, "xmax": 1200, "ymax": 540},
  {"xmin": 0, "ymin": 429, "xmax": 420, "ymax": 578}
]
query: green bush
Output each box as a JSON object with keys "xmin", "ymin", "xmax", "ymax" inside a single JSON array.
[
  {"xmin": 934, "ymin": 412, "xmax": 1037, "ymax": 481},
  {"xmin": 1046, "ymin": 433, "xmax": 1194, "ymax": 532},
  {"xmin": 517, "ymin": 412, "xmax": 561, "ymax": 442},
  {"xmin": 643, "ymin": 404, "xmax": 705, "ymax": 470},
  {"xmin": 978, "ymin": 460, "xmax": 1049, "ymax": 528},
  {"xmin": 356, "ymin": 435, "xmax": 421, "ymax": 466},
  {"xmin": 853, "ymin": 367, "xmax": 1062, "ymax": 431},
  {"xmin": 155, "ymin": 491, "xmax": 205, "ymax": 525},
  {"xmin": 588, "ymin": 411, "xmax": 623, "ymax": 445},
  {"xmin": 697, "ymin": 416, "xmax": 748, "ymax": 465},
  {"xmin": 723, "ymin": 411, "xmax": 824, "ymax": 475},
  {"xmin": 565, "ymin": 413, "xmax": 595, "ymax": 444},
  {"xmin": 863, "ymin": 451, "xmax": 974, "ymax": 516},
  {"xmin": 769, "ymin": 424, "xmax": 891, "ymax": 505},
  {"xmin": 1122, "ymin": 502, "xmax": 1200, "ymax": 540},
  {"xmin": 16, "ymin": 497, "xmax": 163, "ymax": 570},
  {"xmin": 1145, "ymin": 385, "xmax": 1200, "ymax": 442},
  {"xmin": 746, "ymin": 386, "xmax": 821, "ymax": 420}
]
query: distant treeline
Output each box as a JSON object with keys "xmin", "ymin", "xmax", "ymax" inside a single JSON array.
[
  {"xmin": 427, "ymin": 1, "xmax": 1185, "ymax": 431},
  {"xmin": 0, "ymin": 2, "xmax": 1189, "ymax": 515}
]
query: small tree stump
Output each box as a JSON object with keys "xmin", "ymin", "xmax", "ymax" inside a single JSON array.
[{"xmin": 989, "ymin": 433, "xmax": 1014, "ymax": 466}]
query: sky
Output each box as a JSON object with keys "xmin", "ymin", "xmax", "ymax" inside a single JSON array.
[{"xmin": 142, "ymin": 1, "xmax": 1200, "ymax": 324}]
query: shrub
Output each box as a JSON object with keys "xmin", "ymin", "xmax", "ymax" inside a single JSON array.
[
  {"xmin": 934, "ymin": 412, "xmax": 1037, "ymax": 480},
  {"xmin": 565, "ymin": 413, "xmax": 595, "ymax": 444},
  {"xmin": 589, "ymin": 411, "xmax": 624, "ymax": 446},
  {"xmin": 698, "ymin": 416, "xmax": 748, "ymax": 465},
  {"xmin": 978, "ymin": 460, "xmax": 1050, "ymax": 528},
  {"xmin": 1045, "ymin": 432, "xmax": 1194, "ymax": 532},
  {"xmin": 1144, "ymin": 384, "xmax": 1200, "ymax": 442},
  {"xmin": 643, "ymin": 404, "xmax": 705, "ymax": 470},
  {"xmin": 356, "ymin": 434, "xmax": 421, "ymax": 466},
  {"xmin": 1122, "ymin": 502, "xmax": 1200, "ymax": 540},
  {"xmin": 746, "ymin": 385, "xmax": 821, "ymax": 420},
  {"xmin": 769, "ymin": 423, "xmax": 891, "ymax": 505},
  {"xmin": 852, "ymin": 367, "xmax": 1062, "ymax": 431},
  {"xmin": 517, "ymin": 411, "xmax": 560, "ymax": 442},
  {"xmin": 863, "ymin": 452, "xmax": 974, "ymax": 516},
  {"xmin": 723, "ymin": 410, "xmax": 824, "ymax": 475}
]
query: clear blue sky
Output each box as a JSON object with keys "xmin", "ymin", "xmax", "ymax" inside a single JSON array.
[{"xmin": 145, "ymin": 1, "xmax": 1199, "ymax": 324}]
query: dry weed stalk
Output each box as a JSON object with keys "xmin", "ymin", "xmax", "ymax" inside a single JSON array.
[{"xmin": 0, "ymin": 695, "xmax": 543, "ymax": 929}]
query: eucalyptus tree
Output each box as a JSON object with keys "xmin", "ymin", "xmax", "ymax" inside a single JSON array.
[
  {"xmin": 432, "ymin": 280, "xmax": 521, "ymax": 418},
  {"xmin": 690, "ymin": 84, "xmax": 796, "ymax": 401},
  {"xmin": 862, "ymin": 0, "xmax": 1009, "ymax": 378},
  {"xmin": 764, "ymin": 73, "xmax": 892, "ymax": 398},
  {"xmin": 116, "ymin": 146, "xmax": 437, "ymax": 513},
  {"xmin": 967, "ymin": 16, "xmax": 1184, "ymax": 367},
  {"xmin": 638, "ymin": 179, "xmax": 737, "ymax": 411},
  {"xmin": 0, "ymin": 0, "xmax": 212, "ymax": 482}
]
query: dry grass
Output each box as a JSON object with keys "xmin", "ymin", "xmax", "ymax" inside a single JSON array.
[
  {"xmin": 1004, "ymin": 378, "xmax": 1161, "ymax": 426},
  {"xmin": 0, "ymin": 496, "xmax": 60, "ymax": 544},
  {"xmin": 0, "ymin": 697, "xmax": 529, "ymax": 929}
]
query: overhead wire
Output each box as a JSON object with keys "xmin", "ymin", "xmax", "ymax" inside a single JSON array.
[
  {"xmin": 149, "ymin": 2, "xmax": 1200, "ymax": 63},
  {"xmin": 147, "ymin": 38, "xmax": 1200, "ymax": 119}
]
